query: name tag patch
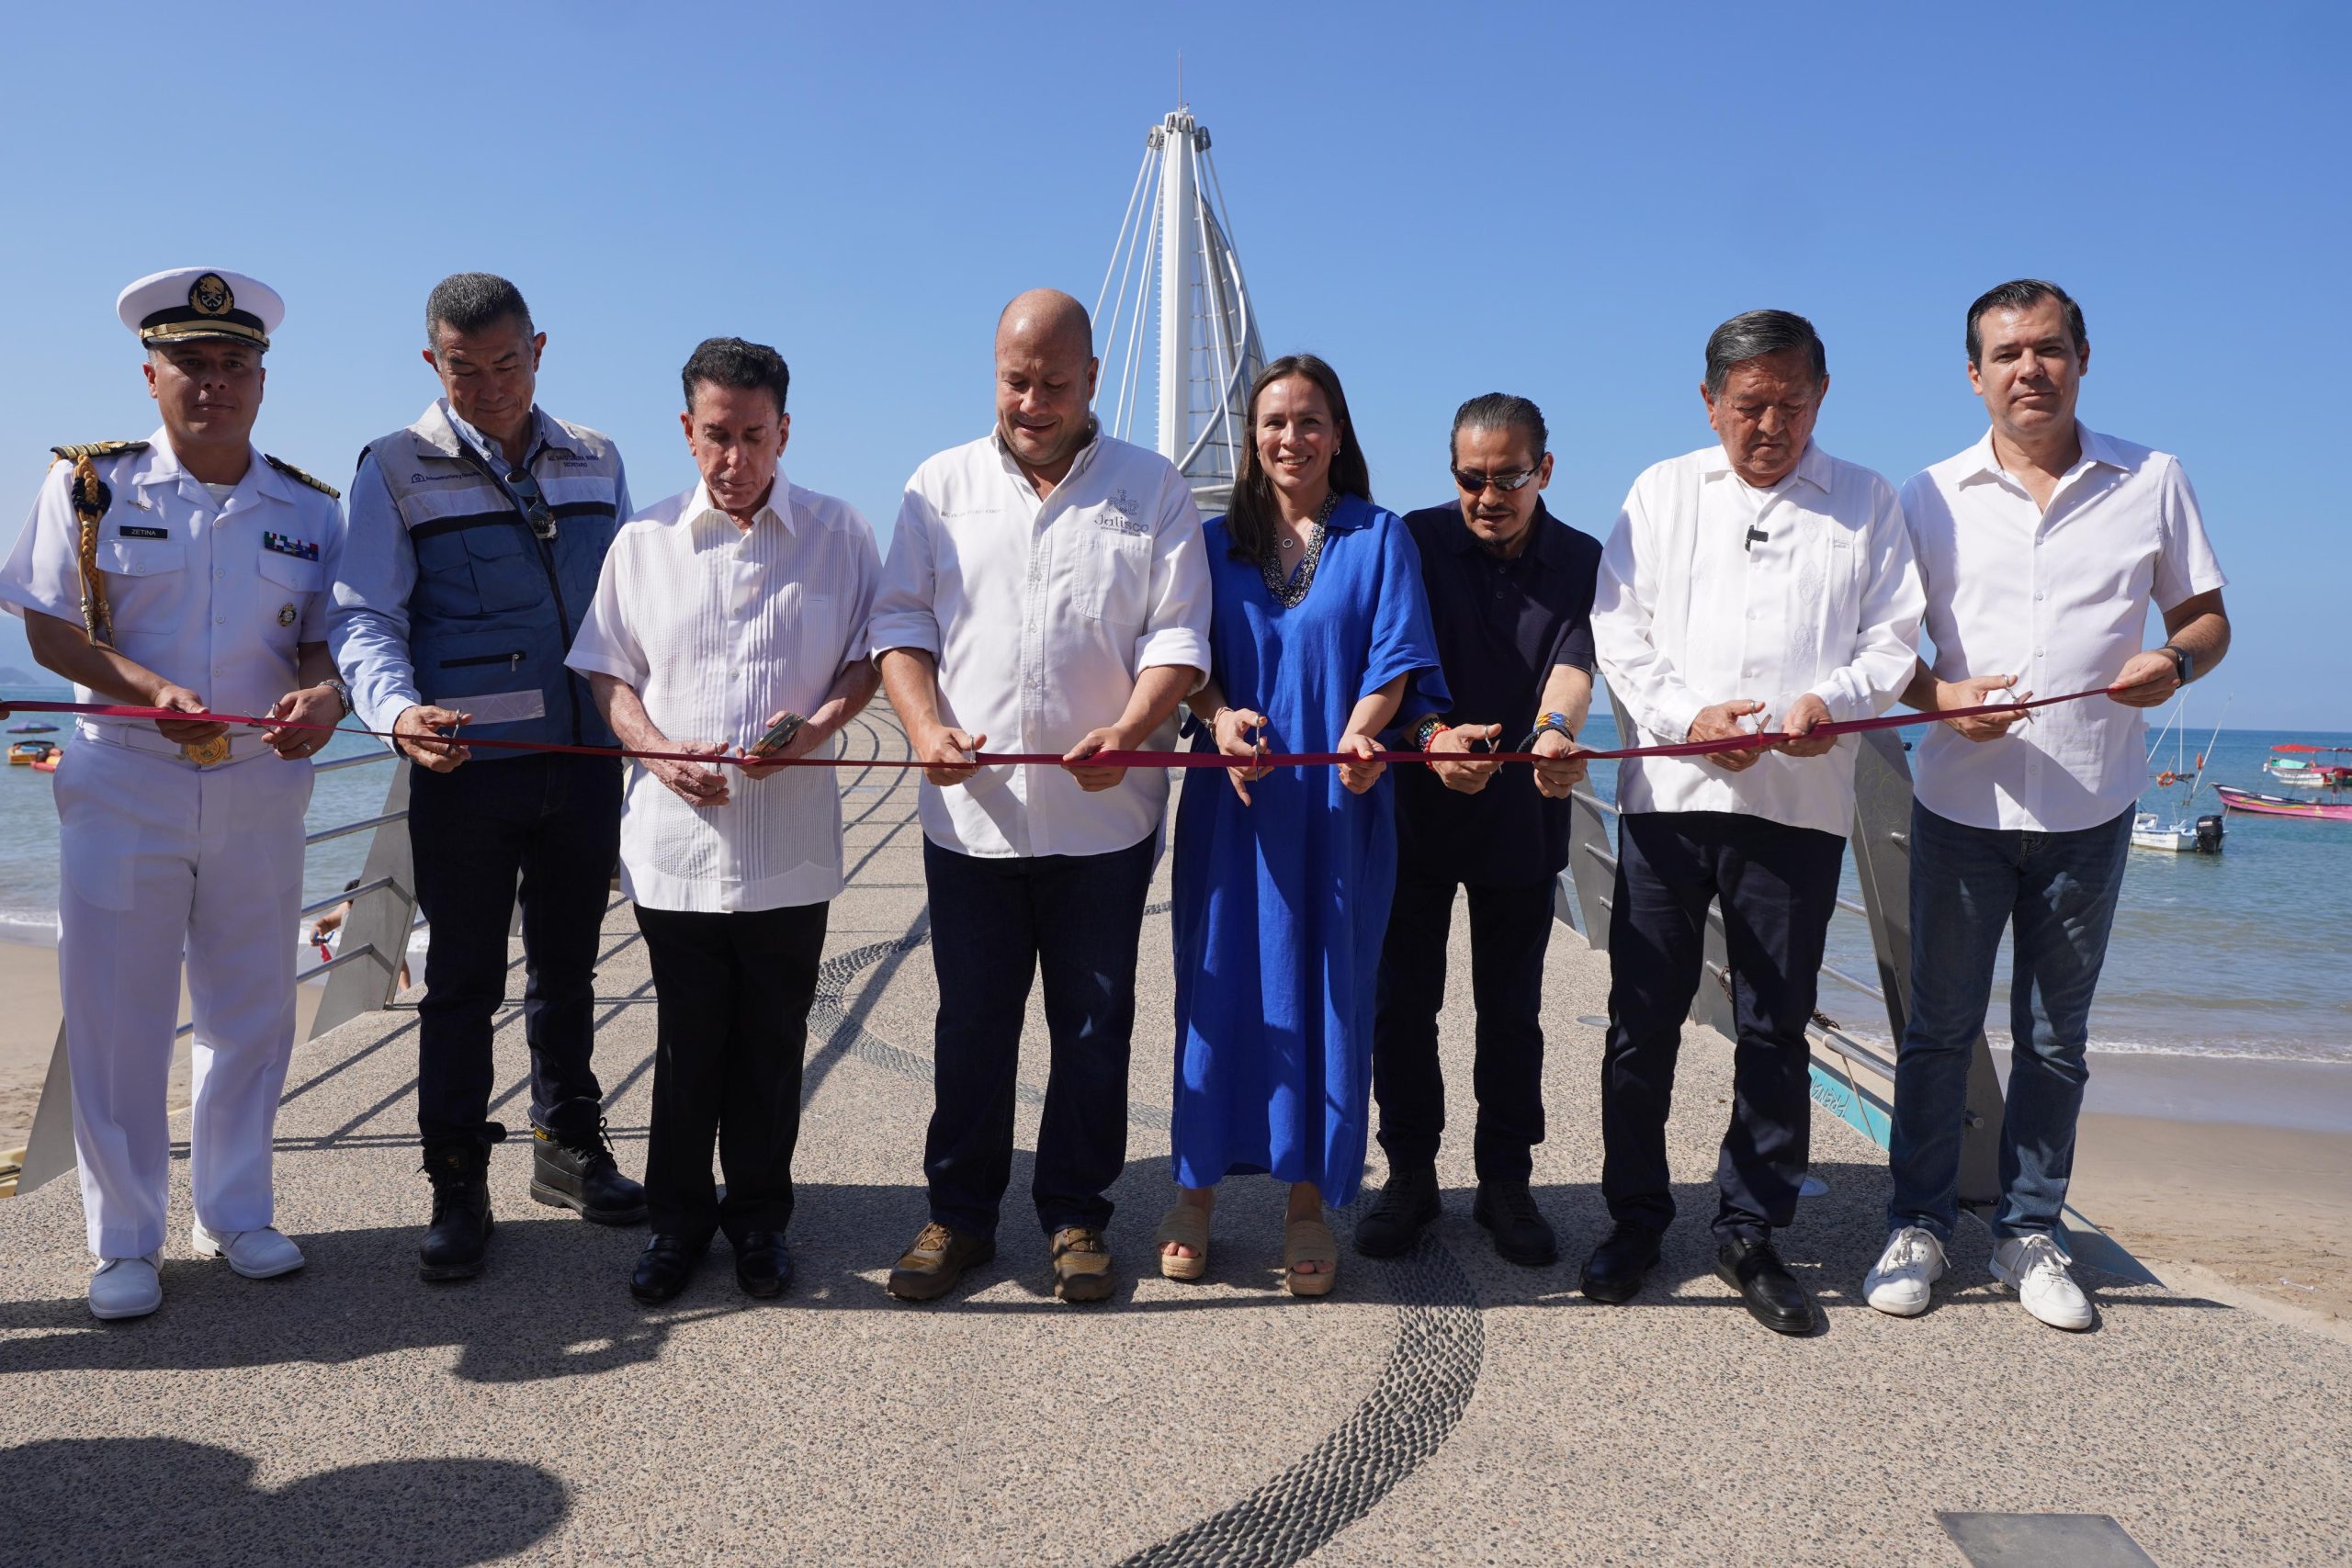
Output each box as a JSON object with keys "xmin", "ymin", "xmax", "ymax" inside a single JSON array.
[
  {"xmin": 428, "ymin": 688, "xmax": 547, "ymax": 727},
  {"xmin": 264, "ymin": 532, "xmax": 320, "ymax": 561},
  {"xmin": 118, "ymin": 525, "xmax": 170, "ymax": 540}
]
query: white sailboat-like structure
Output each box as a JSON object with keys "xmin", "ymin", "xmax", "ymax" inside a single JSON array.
[{"xmin": 1093, "ymin": 107, "xmax": 1266, "ymax": 514}]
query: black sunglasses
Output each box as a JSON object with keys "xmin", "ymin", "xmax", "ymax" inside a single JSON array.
[
  {"xmin": 504, "ymin": 468, "xmax": 559, "ymax": 541},
  {"xmin": 1452, "ymin": 465, "xmax": 1543, "ymax": 495}
]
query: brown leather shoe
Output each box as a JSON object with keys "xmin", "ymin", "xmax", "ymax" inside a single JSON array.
[
  {"xmin": 887, "ymin": 1221, "xmax": 995, "ymax": 1302},
  {"xmin": 1050, "ymin": 1226, "xmax": 1115, "ymax": 1303}
]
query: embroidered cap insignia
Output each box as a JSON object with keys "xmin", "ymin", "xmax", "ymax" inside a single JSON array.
[{"xmin": 189, "ymin": 274, "xmax": 234, "ymax": 317}]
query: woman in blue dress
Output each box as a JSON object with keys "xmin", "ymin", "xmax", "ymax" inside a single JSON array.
[{"xmin": 1157, "ymin": 355, "xmax": 1447, "ymax": 1297}]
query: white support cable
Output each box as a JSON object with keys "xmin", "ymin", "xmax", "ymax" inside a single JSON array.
[
  {"xmin": 1096, "ymin": 142, "xmax": 1159, "ymax": 434},
  {"xmin": 1092, "ymin": 143, "xmax": 1156, "ymax": 326},
  {"xmin": 1115, "ymin": 209, "xmax": 1159, "ymax": 436},
  {"xmin": 1185, "ymin": 133, "xmax": 1238, "ymax": 477}
]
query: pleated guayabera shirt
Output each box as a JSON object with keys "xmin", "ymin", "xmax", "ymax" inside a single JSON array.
[{"xmin": 565, "ymin": 476, "xmax": 879, "ymax": 912}]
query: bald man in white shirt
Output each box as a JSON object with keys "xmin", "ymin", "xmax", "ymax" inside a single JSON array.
[
  {"xmin": 1863, "ymin": 280, "xmax": 2229, "ymax": 1333},
  {"xmin": 870, "ymin": 289, "xmax": 1211, "ymax": 1305},
  {"xmin": 1589, "ymin": 310, "xmax": 1924, "ymax": 1336}
]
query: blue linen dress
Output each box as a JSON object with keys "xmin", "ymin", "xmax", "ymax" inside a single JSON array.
[{"xmin": 1170, "ymin": 497, "xmax": 1449, "ymax": 1203}]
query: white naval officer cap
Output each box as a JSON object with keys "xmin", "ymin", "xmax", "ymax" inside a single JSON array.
[{"xmin": 115, "ymin": 267, "xmax": 282, "ymax": 352}]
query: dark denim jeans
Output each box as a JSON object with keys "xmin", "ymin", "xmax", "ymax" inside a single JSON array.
[
  {"xmin": 409, "ymin": 752, "xmax": 622, "ymax": 1145},
  {"xmin": 1887, "ymin": 802, "xmax": 2133, "ymax": 1243},
  {"xmin": 920, "ymin": 833, "xmax": 1156, "ymax": 1240}
]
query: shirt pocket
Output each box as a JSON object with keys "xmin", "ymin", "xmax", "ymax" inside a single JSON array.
[
  {"xmin": 255, "ymin": 549, "xmax": 321, "ymax": 651},
  {"xmin": 1071, "ymin": 526, "xmax": 1151, "ymax": 625},
  {"xmin": 99, "ymin": 536, "xmax": 189, "ymax": 637}
]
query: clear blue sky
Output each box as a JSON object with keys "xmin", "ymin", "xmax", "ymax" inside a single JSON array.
[{"xmin": 2, "ymin": 1, "xmax": 2343, "ymax": 728}]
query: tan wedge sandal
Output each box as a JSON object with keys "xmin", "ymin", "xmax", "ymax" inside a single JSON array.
[
  {"xmin": 1156, "ymin": 1201, "xmax": 1211, "ymax": 1280},
  {"xmin": 1284, "ymin": 1215, "xmax": 1338, "ymax": 1298}
]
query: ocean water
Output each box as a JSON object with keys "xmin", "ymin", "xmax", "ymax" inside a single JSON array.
[
  {"xmin": 1575, "ymin": 721, "xmax": 2352, "ymax": 1068},
  {"xmin": 3, "ymin": 684, "xmax": 2347, "ymax": 1067},
  {"xmin": 1, "ymin": 685, "xmax": 400, "ymax": 953}
]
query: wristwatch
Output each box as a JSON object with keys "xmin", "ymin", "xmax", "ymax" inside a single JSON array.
[
  {"xmin": 322, "ymin": 676, "xmax": 354, "ymax": 717},
  {"xmin": 2157, "ymin": 644, "xmax": 2194, "ymax": 684},
  {"xmin": 1410, "ymin": 715, "xmax": 1449, "ymax": 751}
]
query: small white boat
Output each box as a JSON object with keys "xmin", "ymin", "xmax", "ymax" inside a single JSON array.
[
  {"xmin": 2131, "ymin": 810, "xmax": 2221, "ymax": 853},
  {"xmin": 2132, "ymin": 697, "xmax": 2226, "ymax": 853}
]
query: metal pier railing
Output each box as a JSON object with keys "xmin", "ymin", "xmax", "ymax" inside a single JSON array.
[
  {"xmin": 1553, "ymin": 696, "xmax": 2007, "ymax": 1204},
  {"xmin": 6, "ymin": 747, "xmax": 424, "ymax": 1198}
]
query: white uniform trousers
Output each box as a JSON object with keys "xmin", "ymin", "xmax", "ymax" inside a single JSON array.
[{"xmin": 52, "ymin": 738, "xmax": 312, "ymax": 1258}]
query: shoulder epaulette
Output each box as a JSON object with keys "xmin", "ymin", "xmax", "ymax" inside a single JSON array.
[
  {"xmin": 49, "ymin": 440, "xmax": 148, "ymax": 467},
  {"xmin": 266, "ymin": 454, "xmax": 341, "ymax": 500}
]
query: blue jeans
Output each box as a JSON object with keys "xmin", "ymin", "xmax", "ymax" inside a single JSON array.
[
  {"xmin": 920, "ymin": 833, "xmax": 1156, "ymax": 1240},
  {"xmin": 1887, "ymin": 802, "xmax": 2132, "ymax": 1242}
]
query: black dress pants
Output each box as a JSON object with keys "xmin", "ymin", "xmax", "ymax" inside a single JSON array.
[
  {"xmin": 409, "ymin": 752, "xmax": 622, "ymax": 1145},
  {"xmin": 633, "ymin": 901, "xmax": 829, "ymax": 1246},
  {"xmin": 1600, "ymin": 810, "xmax": 1844, "ymax": 1244},
  {"xmin": 920, "ymin": 833, "xmax": 1156, "ymax": 1241},
  {"xmin": 1372, "ymin": 867, "xmax": 1555, "ymax": 1182}
]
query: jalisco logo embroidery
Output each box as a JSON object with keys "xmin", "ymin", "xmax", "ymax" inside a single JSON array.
[
  {"xmin": 277, "ymin": 604, "xmax": 298, "ymax": 626},
  {"xmin": 189, "ymin": 274, "xmax": 234, "ymax": 317},
  {"xmin": 1096, "ymin": 489, "xmax": 1149, "ymax": 536},
  {"xmin": 262, "ymin": 532, "xmax": 319, "ymax": 561}
]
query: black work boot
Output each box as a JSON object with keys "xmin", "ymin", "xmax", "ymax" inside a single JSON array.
[
  {"xmin": 1353, "ymin": 1163, "xmax": 1442, "ymax": 1258},
  {"xmin": 1472, "ymin": 1178, "xmax": 1560, "ymax": 1267},
  {"xmin": 419, "ymin": 1126, "xmax": 503, "ymax": 1282},
  {"xmin": 530, "ymin": 1120, "xmax": 649, "ymax": 1225}
]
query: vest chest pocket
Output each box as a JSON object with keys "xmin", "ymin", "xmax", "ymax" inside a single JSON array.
[
  {"xmin": 99, "ymin": 536, "xmax": 188, "ymax": 637},
  {"xmin": 413, "ymin": 520, "xmax": 541, "ymax": 617}
]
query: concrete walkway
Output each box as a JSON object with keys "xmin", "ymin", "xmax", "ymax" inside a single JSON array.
[{"xmin": 4, "ymin": 713, "xmax": 2348, "ymax": 1567}]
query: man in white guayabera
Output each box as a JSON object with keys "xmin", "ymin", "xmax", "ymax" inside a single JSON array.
[
  {"xmin": 1587, "ymin": 309, "xmax": 1924, "ymax": 1337},
  {"xmin": 567, "ymin": 336, "xmax": 879, "ymax": 1308},
  {"xmin": 1866, "ymin": 280, "xmax": 2230, "ymax": 1332}
]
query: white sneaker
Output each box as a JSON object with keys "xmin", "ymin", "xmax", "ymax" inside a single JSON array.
[
  {"xmin": 1992, "ymin": 1233, "xmax": 2093, "ymax": 1331},
  {"xmin": 1863, "ymin": 1225, "xmax": 1947, "ymax": 1316},
  {"xmin": 190, "ymin": 1222, "xmax": 306, "ymax": 1280},
  {"xmin": 89, "ymin": 1253, "xmax": 163, "ymax": 1320}
]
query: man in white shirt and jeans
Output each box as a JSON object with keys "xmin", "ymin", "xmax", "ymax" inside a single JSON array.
[
  {"xmin": 869, "ymin": 288, "xmax": 1211, "ymax": 1304},
  {"xmin": 1589, "ymin": 310, "xmax": 1923, "ymax": 1335},
  {"xmin": 567, "ymin": 337, "xmax": 879, "ymax": 1305},
  {"xmin": 1866, "ymin": 280, "xmax": 2229, "ymax": 1330}
]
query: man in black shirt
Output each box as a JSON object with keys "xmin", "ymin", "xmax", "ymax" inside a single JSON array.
[{"xmin": 1358, "ymin": 393, "xmax": 1600, "ymax": 1266}]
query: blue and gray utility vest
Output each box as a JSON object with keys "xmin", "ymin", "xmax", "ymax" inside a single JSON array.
[{"xmin": 362, "ymin": 402, "xmax": 622, "ymax": 753}]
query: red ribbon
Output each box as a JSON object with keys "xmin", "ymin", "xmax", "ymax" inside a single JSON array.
[{"xmin": 5, "ymin": 687, "xmax": 2120, "ymax": 770}]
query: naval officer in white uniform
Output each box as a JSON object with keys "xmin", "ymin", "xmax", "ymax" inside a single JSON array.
[{"xmin": 0, "ymin": 268, "xmax": 349, "ymax": 1319}]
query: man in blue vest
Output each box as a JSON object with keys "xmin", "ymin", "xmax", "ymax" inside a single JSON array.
[{"xmin": 326, "ymin": 272, "xmax": 645, "ymax": 1281}]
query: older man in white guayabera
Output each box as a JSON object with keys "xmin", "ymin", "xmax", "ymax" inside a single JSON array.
[
  {"xmin": 1865, "ymin": 280, "xmax": 2231, "ymax": 1332},
  {"xmin": 1589, "ymin": 309, "xmax": 1925, "ymax": 1337},
  {"xmin": 869, "ymin": 288, "xmax": 1212, "ymax": 1306},
  {"xmin": 567, "ymin": 336, "xmax": 879, "ymax": 1307}
]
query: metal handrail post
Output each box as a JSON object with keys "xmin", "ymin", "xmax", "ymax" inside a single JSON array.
[
  {"xmin": 311, "ymin": 760, "xmax": 417, "ymax": 1040},
  {"xmin": 1848, "ymin": 727, "xmax": 2004, "ymax": 1207}
]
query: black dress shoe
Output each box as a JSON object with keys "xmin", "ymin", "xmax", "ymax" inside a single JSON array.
[
  {"xmin": 1472, "ymin": 1179, "xmax": 1559, "ymax": 1267},
  {"xmin": 630, "ymin": 1235, "xmax": 707, "ymax": 1304},
  {"xmin": 1353, "ymin": 1164, "xmax": 1442, "ymax": 1258},
  {"xmin": 1579, "ymin": 1223, "xmax": 1662, "ymax": 1304},
  {"xmin": 733, "ymin": 1232, "xmax": 794, "ymax": 1299},
  {"xmin": 531, "ymin": 1121, "xmax": 650, "ymax": 1224},
  {"xmin": 1714, "ymin": 1235, "xmax": 1816, "ymax": 1336}
]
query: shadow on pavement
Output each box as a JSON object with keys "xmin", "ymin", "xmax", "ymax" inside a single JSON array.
[{"xmin": 0, "ymin": 1437, "xmax": 566, "ymax": 1565}]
